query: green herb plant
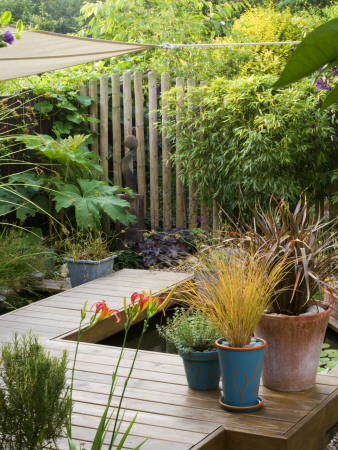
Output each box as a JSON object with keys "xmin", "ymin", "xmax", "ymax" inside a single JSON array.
[
  {"xmin": 0, "ymin": 332, "xmax": 72, "ymax": 449},
  {"xmin": 156, "ymin": 307, "xmax": 220, "ymax": 354}
]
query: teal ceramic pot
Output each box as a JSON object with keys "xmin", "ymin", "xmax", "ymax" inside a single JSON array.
[
  {"xmin": 216, "ymin": 337, "xmax": 266, "ymax": 410},
  {"xmin": 64, "ymin": 255, "xmax": 117, "ymax": 287},
  {"xmin": 179, "ymin": 350, "xmax": 220, "ymax": 391}
]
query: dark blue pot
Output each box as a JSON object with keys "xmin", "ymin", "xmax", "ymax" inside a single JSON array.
[
  {"xmin": 216, "ymin": 337, "xmax": 266, "ymax": 408},
  {"xmin": 179, "ymin": 350, "xmax": 220, "ymax": 390}
]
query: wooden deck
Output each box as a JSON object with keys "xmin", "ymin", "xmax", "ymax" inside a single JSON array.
[{"xmin": 0, "ymin": 268, "xmax": 337, "ymax": 450}]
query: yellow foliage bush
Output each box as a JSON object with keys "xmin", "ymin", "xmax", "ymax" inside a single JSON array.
[{"xmin": 232, "ymin": 6, "xmax": 308, "ymax": 75}]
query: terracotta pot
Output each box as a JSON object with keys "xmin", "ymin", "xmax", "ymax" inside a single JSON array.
[
  {"xmin": 324, "ymin": 288, "xmax": 338, "ymax": 320},
  {"xmin": 254, "ymin": 305, "xmax": 331, "ymax": 392}
]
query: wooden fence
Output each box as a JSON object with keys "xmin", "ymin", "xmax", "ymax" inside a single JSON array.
[{"xmin": 80, "ymin": 71, "xmax": 220, "ymax": 233}]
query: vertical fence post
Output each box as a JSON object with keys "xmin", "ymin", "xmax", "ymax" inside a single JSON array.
[
  {"xmin": 161, "ymin": 72, "xmax": 171, "ymax": 231},
  {"xmin": 89, "ymin": 79, "xmax": 99, "ymax": 154},
  {"xmin": 112, "ymin": 73, "xmax": 122, "ymax": 186},
  {"xmin": 79, "ymin": 84, "xmax": 88, "ymax": 97},
  {"xmin": 123, "ymin": 71, "xmax": 133, "ymax": 170},
  {"xmin": 100, "ymin": 75, "xmax": 110, "ymax": 235},
  {"xmin": 100, "ymin": 75, "xmax": 109, "ymax": 180},
  {"xmin": 149, "ymin": 71, "xmax": 159, "ymax": 229},
  {"xmin": 176, "ymin": 77, "xmax": 186, "ymax": 228},
  {"xmin": 79, "ymin": 84, "xmax": 88, "ymax": 120},
  {"xmin": 134, "ymin": 70, "xmax": 146, "ymax": 211},
  {"xmin": 187, "ymin": 79, "xmax": 197, "ymax": 230}
]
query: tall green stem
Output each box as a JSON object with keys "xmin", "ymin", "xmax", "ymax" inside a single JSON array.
[{"xmin": 108, "ymin": 319, "xmax": 149, "ymax": 449}]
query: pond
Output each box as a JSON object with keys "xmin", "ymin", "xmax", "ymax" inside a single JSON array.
[{"xmin": 98, "ymin": 306, "xmax": 178, "ymax": 354}]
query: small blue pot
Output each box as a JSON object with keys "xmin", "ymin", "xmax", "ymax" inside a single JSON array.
[
  {"xmin": 179, "ymin": 349, "xmax": 220, "ymax": 391},
  {"xmin": 216, "ymin": 337, "xmax": 266, "ymax": 408},
  {"xmin": 64, "ymin": 255, "xmax": 117, "ymax": 288}
]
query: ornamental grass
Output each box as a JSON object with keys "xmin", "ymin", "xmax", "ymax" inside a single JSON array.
[{"xmin": 183, "ymin": 248, "xmax": 287, "ymax": 348}]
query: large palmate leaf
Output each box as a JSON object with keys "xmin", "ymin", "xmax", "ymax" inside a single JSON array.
[
  {"xmin": 274, "ymin": 18, "xmax": 338, "ymax": 88},
  {"xmin": 0, "ymin": 173, "xmax": 48, "ymax": 220},
  {"xmin": 52, "ymin": 179, "xmax": 136, "ymax": 229},
  {"xmin": 17, "ymin": 134, "xmax": 103, "ymax": 175}
]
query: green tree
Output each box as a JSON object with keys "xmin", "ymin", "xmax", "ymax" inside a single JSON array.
[
  {"xmin": 80, "ymin": 0, "xmax": 246, "ymax": 79},
  {"xmin": 0, "ymin": 0, "xmax": 95, "ymax": 33}
]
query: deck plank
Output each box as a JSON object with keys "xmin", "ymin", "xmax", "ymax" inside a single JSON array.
[{"xmin": 0, "ymin": 268, "xmax": 337, "ymax": 450}]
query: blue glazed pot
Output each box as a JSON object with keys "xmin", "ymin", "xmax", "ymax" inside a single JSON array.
[
  {"xmin": 216, "ymin": 337, "xmax": 266, "ymax": 408},
  {"xmin": 64, "ymin": 255, "xmax": 117, "ymax": 288},
  {"xmin": 179, "ymin": 349, "xmax": 220, "ymax": 391}
]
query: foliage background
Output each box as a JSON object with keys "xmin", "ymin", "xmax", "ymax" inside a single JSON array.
[{"xmin": 165, "ymin": 76, "xmax": 337, "ymax": 214}]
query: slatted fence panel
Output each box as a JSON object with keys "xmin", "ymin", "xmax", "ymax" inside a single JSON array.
[
  {"xmin": 86, "ymin": 72, "xmax": 218, "ymax": 233},
  {"xmin": 112, "ymin": 73, "xmax": 122, "ymax": 186}
]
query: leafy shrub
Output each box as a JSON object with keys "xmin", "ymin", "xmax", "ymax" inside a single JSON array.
[
  {"xmin": 165, "ymin": 75, "xmax": 337, "ymax": 216},
  {"xmin": 156, "ymin": 307, "xmax": 220, "ymax": 353},
  {"xmin": 79, "ymin": 0, "xmax": 247, "ymax": 80},
  {"xmin": 0, "ymin": 332, "xmax": 72, "ymax": 449},
  {"xmin": 114, "ymin": 249, "xmax": 143, "ymax": 270},
  {"xmin": 231, "ymin": 6, "xmax": 309, "ymax": 76},
  {"xmin": 133, "ymin": 229, "xmax": 209, "ymax": 269}
]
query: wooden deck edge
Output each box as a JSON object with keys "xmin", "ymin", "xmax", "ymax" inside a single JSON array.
[
  {"xmin": 192, "ymin": 425, "xmax": 288, "ymax": 450},
  {"xmin": 223, "ymin": 428, "xmax": 287, "ymax": 450},
  {"xmin": 286, "ymin": 387, "xmax": 338, "ymax": 450},
  {"xmin": 190, "ymin": 426, "xmax": 226, "ymax": 449},
  {"xmin": 60, "ymin": 283, "xmax": 189, "ymax": 343}
]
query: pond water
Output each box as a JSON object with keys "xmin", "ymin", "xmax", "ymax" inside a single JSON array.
[{"xmin": 98, "ymin": 306, "xmax": 178, "ymax": 354}]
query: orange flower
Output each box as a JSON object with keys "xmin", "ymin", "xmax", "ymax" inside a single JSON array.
[
  {"xmin": 131, "ymin": 291, "xmax": 161, "ymax": 312},
  {"xmin": 90, "ymin": 301, "xmax": 121, "ymax": 323}
]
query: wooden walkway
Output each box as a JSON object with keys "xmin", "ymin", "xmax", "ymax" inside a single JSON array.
[{"xmin": 0, "ymin": 269, "xmax": 337, "ymax": 450}]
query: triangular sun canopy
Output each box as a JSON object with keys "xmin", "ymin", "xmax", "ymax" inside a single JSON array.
[{"xmin": 0, "ymin": 28, "xmax": 155, "ymax": 81}]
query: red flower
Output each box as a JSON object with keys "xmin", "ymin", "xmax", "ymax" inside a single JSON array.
[
  {"xmin": 131, "ymin": 290, "xmax": 149, "ymax": 311},
  {"xmin": 130, "ymin": 290, "xmax": 161, "ymax": 312},
  {"xmin": 90, "ymin": 301, "xmax": 121, "ymax": 323}
]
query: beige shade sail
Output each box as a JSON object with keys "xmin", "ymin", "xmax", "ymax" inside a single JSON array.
[{"xmin": 0, "ymin": 27, "xmax": 156, "ymax": 81}]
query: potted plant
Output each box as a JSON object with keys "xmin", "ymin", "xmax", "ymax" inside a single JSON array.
[
  {"xmin": 235, "ymin": 198, "xmax": 337, "ymax": 391},
  {"xmin": 186, "ymin": 249, "xmax": 286, "ymax": 411},
  {"xmin": 156, "ymin": 307, "xmax": 221, "ymax": 390},
  {"xmin": 62, "ymin": 231, "xmax": 117, "ymax": 287}
]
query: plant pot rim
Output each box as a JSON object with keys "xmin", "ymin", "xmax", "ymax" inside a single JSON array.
[
  {"xmin": 64, "ymin": 254, "xmax": 117, "ymax": 264},
  {"xmin": 215, "ymin": 337, "xmax": 267, "ymax": 351},
  {"xmin": 178, "ymin": 349, "xmax": 218, "ymax": 357},
  {"xmin": 263, "ymin": 304, "xmax": 331, "ymax": 320}
]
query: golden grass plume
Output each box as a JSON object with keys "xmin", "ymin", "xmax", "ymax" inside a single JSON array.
[{"xmin": 180, "ymin": 248, "xmax": 287, "ymax": 348}]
